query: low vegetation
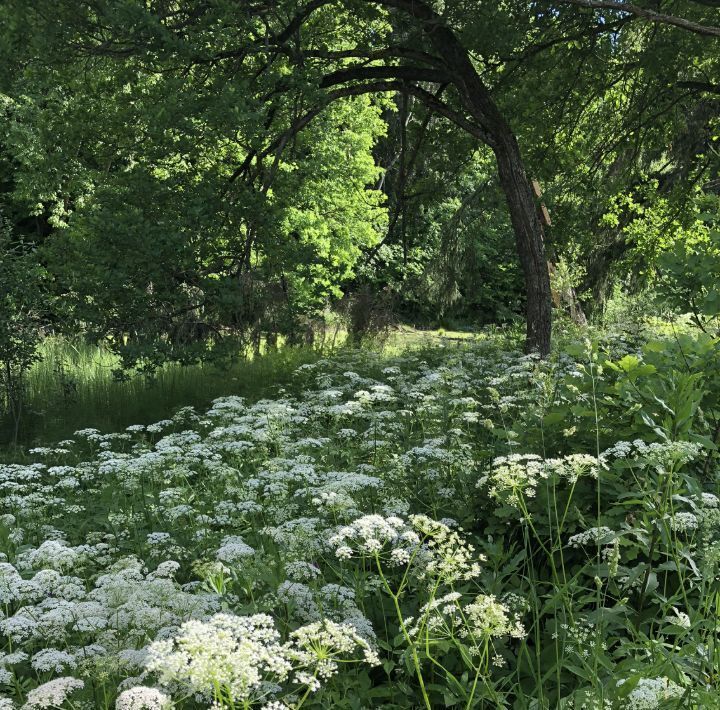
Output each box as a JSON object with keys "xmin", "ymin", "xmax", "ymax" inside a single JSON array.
[
  {"xmin": 0, "ymin": 324, "xmax": 718, "ymax": 708},
  {"xmin": 2, "ymin": 1, "xmax": 720, "ymax": 707},
  {"xmin": 0, "ymin": 339, "xmax": 322, "ymax": 448}
]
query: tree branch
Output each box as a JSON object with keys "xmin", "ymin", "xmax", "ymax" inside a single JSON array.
[
  {"xmin": 677, "ymin": 79, "xmax": 720, "ymax": 93},
  {"xmin": 320, "ymin": 65, "xmax": 451, "ymax": 87},
  {"xmin": 369, "ymin": 0, "xmax": 509, "ymax": 135},
  {"xmin": 301, "ymin": 46, "xmax": 445, "ymax": 67},
  {"xmin": 404, "ymin": 84, "xmax": 494, "ymax": 145},
  {"xmin": 274, "ymin": 0, "xmax": 334, "ymax": 44},
  {"xmin": 553, "ymin": 0, "xmax": 720, "ymax": 38},
  {"xmin": 228, "ymin": 78, "xmax": 491, "ymax": 185}
]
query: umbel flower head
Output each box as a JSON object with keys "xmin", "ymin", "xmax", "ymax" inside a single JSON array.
[
  {"xmin": 410, "ymin": 515, "xmax": 483, "ymax": 583},
  {"xmin": 617, "ymin": 676, "xmax": 685, "ymax": 709},
  {"xmin": 21, "ymin": 677, "xmax": 84, "ymax": 709},
  {"xmin": 329, "ymin": 515, "xmax": 417, "ymax": 559},
  {"xmin": 329, "ymin": 513, "xmax": 482, "ymax": 583},
  {"xmin": 288, "ymin": 619, "xmax": 380, "ymax": 681},
  {"xmin": 146, "ymin": 613, "xmax": 380, "ymax": 707},
  {"xmin": 407, "ymin": 592, "xmax": 524, "ymax": 646},
  {"xmin": 115, "ymin": 686, "xmax": 171, "ymax": 709},
  {"xmin": 482, "ymin": 453, "xmax": 603, "ymax": 510},
  {"xmin": 463, "ymin": 595, "xmax": 525, "ymax": 639},
  {"xmin": 147, "ymin": 613, "xmax": 292, "ymax": 705}
]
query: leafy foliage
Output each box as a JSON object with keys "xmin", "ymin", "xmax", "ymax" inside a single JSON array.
[
  {"xmin": 656, "ymin": 195, "xmax": 720, "ymax": 332},
  {"xmin": 0, "ymin": 214, "xmax": 47, "ymax": 442}
]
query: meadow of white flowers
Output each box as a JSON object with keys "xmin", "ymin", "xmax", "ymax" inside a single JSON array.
[{"xmin": 0, "ymin": 337, "xmax": 718, "ymax": 708}]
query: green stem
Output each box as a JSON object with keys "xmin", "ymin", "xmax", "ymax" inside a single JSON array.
[{"xmin": 374, "ymin": 555, "xmax": 432, "ymax": 710}]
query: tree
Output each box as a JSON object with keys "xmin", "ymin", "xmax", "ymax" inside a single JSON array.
[
  {"xmin": 4, "ymin": 0, "xmax": 719, "ymax": 357},
  {"xmin": 486, "ymin": 0, "xmax": 720, "ymax": 310},
  {"xmin": 319, "ymin": 0, "xmax": 554, "ymax": 353},
  {"xmin": 1, "ymin": 3, "xmax": 390, "ymax": 370},
  {"xmin": 2, "ymin": 0, "xmax": 554, "ymax": 354},
  {"xmin": 0, "ymin": 213, "xmax": 46, "ymax": 443}
]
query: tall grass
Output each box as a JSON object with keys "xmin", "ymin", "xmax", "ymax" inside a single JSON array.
[
  {"xmin": 1, "ymin": 327, "xmax": 499, "ymax": 450},
  {"xmin": 1, "ymin": 338, "xmax": 322, "ymax": 448}
]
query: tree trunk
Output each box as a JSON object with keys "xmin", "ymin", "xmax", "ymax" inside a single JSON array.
[
  {"xmin": 493, "ymin": 132, "xmax": 553, "ymax": 355},
  {"xmin": 376, "ymin": 0, "xmax": 554, "ymax": 354}
]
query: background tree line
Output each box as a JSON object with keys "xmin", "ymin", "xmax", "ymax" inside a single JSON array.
[{"xmin": 1, "ymin": 0, "xmax": 719, "ymax": 386}]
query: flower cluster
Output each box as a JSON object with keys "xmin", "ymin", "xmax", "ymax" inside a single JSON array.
[
  {"xmin": 619, "ymin": 676, "xmax": 685, "ymax": 709},
  {"xmin": 407, "ymin": 592, "xmax": 524, "ymax": 647},
  {"xmin": 147, "ymin": 613, "xmax": 378, "ymax": 705},
  {"xmin": 329, "ymin": 513, "xmax": 482, "ymax": 583},
  {"xmin": 147, "ymin": 613, "xmax": 292, "ymax": 704}
]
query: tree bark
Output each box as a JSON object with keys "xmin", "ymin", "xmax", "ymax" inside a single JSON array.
[{"xmin": 493, "ymin": 132, "xmax": 553, "ymax": 355}]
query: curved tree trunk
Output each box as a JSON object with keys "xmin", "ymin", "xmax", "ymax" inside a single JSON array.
[
  {"xmin": 374, "ymin": 0, "xmax": 554, "ymax": 355},
  {"xmin": 493, "ymin": 132, "xmax": 553, "ymax": 355},
  {"xmin": 230, "ymin": 0, "xmax": 556, "ymax": 354}
]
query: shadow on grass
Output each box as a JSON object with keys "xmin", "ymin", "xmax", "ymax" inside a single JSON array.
[{"xmin": 1, "ymin": 339, "xmax": 322, "ymax": 451}]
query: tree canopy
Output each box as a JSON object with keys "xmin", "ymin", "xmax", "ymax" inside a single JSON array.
[{"xmin": 1, "ymin": 0, "xmax": 720, "ymax": 366}]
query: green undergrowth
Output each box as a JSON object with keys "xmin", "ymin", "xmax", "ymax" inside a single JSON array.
[
  {"xmin": 1, "ymin": 339, "xmax": 323, "ymax": 450},
  {"xmin": 0, "ymin": 328, "xmax": 719, "ymax": 707},
  {"xmin": 2, "ymin": 327, "xmax": 517, "ymax": 451}
]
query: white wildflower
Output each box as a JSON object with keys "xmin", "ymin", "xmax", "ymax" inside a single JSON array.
[
  {"xmin": 464, "ymin": 595, "xmax": 525, "ymax": 639},
  {"xmin": 620, "ymin": 676, "xmax": 685, "ymax": 708},
  {"xmin": 670, "ymin": 512, "xmax": 698, "ymax": 533},
  {"xmin": 288, "ymin": 619, "xmax": 380, "ymax": 678},
  {"xmin": 115, "ymin": 686, "xmax": 171, "ymax": 709},
  {"xmin": 30, "ymin": 649, "xmax": 77, "ymax": 673},
  {"xmin": 147, "ymin": 613, "xmax": 292, "ymax": 703},
  {"xmin": 21, "ymin": 677, "xmax": 84, "ymax": 709},
  {"xmin": 216, "ymin": 536, "xmax": 255, "ymax": 564},
  {"xmin": 567, "ymin": 527, "xmax": 615, "ymax": 547}
]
